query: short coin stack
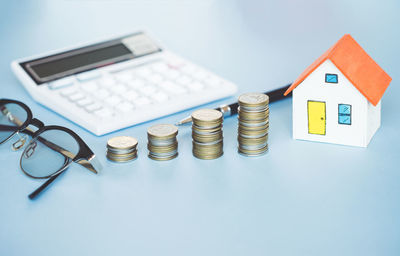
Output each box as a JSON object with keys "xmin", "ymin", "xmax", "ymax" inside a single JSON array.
[
  {"xmin": 237, "ymin": 93, "xmax": 269, "ymax": 156},
  {"xmin": 147, "ymin": 124, "xmax": 179, "ymax": 161},
  {"xmin": 192, "ymin": 109, "xmax": 224, "ymax": 160},
  {"xmin": 106, "ymin": 136, "xmax": 138, "ymax": 162}
]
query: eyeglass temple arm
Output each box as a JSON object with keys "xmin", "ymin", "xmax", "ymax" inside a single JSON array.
[
  {"xmin": 28, "ymin": 158, "xmax": 71, "ymax": 200},
  {"xmin": 28, "ymin": 170, "xmax": 64, "ymax": 199}
]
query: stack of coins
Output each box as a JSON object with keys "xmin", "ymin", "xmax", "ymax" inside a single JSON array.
[
  {"xmin": 237, "ymin": 93, "xmax": 269, "ymax": 156},
  {"xmin": 147, "ymin": 124, "xmax": 179, "ymax": 161},
  {"xmin": 192, "ymin": 109, "xmax": 224, "ymax": 160},
  {"xmin": 106, "ymin": 136, "xmax": 138, "ymax": 162}
]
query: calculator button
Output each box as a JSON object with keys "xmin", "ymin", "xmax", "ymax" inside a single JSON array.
[
  {"xmin": 164, "ymin": 69, "xmax": 180, "ymax": 79},
  {"xmin": 115, "ymin": 102, "xmax": 134, "ymax": 112},
  {"xmin": 85, "ymin": 103, "xmax": 102, "ymax": 112},
  {"xmin": 94, "ymin": 108, "xmax": 114, "ymax": 118},
  {"xmin": 114, "ymin": 71, "xmax": 133, "ymax": 83},
  {"xmin": 105, "ymin": 95, "xmax": 122, "ymax": 106},
  {"xmin": 126, "ymin": 79, "xmax": 145, "ymax": 89},
  {"xmin": 167, "ymin": 58, "xmax": 185, "ymax": 68},
  {"xmin": 161, "ymin": 81, "xmax": 186, "ymax": 94},
  {"xmin": 69, "ymin": 93, "xmax": 85, "ymax": 101},
  {"xmin": 136, "ymin": 67, "xmax": 152, "ymax": 77},
  {"xmin": 187, "ymin": 82, "xmax": 204, "ymax": 92},
  {"xmin": 139, "ymin": 85, "xmax": 157, "ymax": 96},
  {"xmin": 192, "ymin": 70, "xmax": 208, "ymax": 80},
  {"xmin": 135, "ymin": 97, "xmax": 152, "ymax": 107},
  {"xmin": 76, "ymin": 98, "xmax": 93, "ymax": 107},
  {"xmin": 176, "ymin": 75, "xmax": 192, "ymax": 85},
  {"xmin": 96, "ymin": 89, "xmax": 110, "ymax": 100},
  {"xmin": 181, "ymin": 65, "xmax": 196, "ymax": 74},
  {"xmin": 49, "ymin": 77, "xmax": 75, "ymax": 90},
  {"xmin": 152, "ymin": 63, "xmax": 168, "ymax": 72},
  {"xmin": 60, "ymin": 87, "xmax": 78, "ymax": 96},
  {"xmin": 110, "ymin": 84, "xmax": 127, "ymax": 94},
  {"xmin": 98, "ymin": 76, "xmax": 116, "ymax": 87},
  {"xmin": 151, "ymin": 92, "xmax": 169, "ymax": 102},
  {"xmin": 76, "ymin": 71, "xmax": 101, "ymax": 82},
  {"xmin": 81, "ymin": 81, "xmax": 98, "ymax": 92},
  {"xmin": 123, "ymin": 90, "xmax": 139, "ymax": 101},
  {"xmin": 147, "ymin": 74, "xmax": 163, "ymax": 84}
]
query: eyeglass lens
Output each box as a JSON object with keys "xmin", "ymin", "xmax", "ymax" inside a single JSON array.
[
  {"xmin": 0, "ymin": 103, "xmax": 28, "ymax": 143},
  {"xmin": 20, "ymin": 129, "xmax": 80, "ymax": 178}
]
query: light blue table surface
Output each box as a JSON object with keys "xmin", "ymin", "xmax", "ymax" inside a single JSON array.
[{"xmin": 1, "ymin": 1, "xmax": 399, "ymax": 255}]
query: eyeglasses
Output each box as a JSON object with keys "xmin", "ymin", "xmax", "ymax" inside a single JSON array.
[{"xmin": 0, "ymin": 98, "xmax": 102, "ymax": 199}]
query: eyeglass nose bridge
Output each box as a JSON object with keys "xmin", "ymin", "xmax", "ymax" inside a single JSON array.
[{"xmin": 30, "ymin": 118, "xmax": 45, "ymax": 130}]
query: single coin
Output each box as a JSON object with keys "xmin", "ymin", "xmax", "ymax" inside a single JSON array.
[
  {"xmin": 192, "ymin": 124, "xmax": 223, "ymax": 134},
  {"xmin": 193, "ymin": 150, "xmax": 223, "ymax": 160},
  {"xmin": 238, "ymin": 144, "xmax": 269, "ymax": 157},
  {"xmin": 148, "ymin": 138, "xmax": 177, "ymax": 147},
  {"xmin": 107, "ymin": 150, "xmax": 137, "ymax": 157},
  {"xmin": 149, "ymin": 152, "xmax": 179, "ymax": 161},
  {"xmin": 107, "ymin": 153, "xmax": 138, "ymax": 162},
  {"xmin": 107, "ymin": 136, "xmax": 138, "ymax": 150},
  {"xmin": 191, "ymin": 109, "xmax": 223, "ymax": 123},
  {"xmin": 147, "ymin": 124, "xmax": 178, "ymax": 139},
  {"xmin": 238, "ymin": 106, "xmax": 269, "ymax": 113},
  {"xmin": 238, "ymin": 93, "xmax": 269, "ymax": 107},
  {"xmin": 238, "ymin": 134, "xmax": 268, "ymax": 145}
]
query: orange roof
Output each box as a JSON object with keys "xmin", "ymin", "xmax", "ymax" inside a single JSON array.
[{"xmin": 284, "ymin": 34, "xmax": 392, "ymax": 106}]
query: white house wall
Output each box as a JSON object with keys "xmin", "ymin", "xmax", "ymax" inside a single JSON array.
[
  {"xmin": 292, "ymin": 59, "xmax": 368, "ymax": 147},
  {"xmin": 367, "ymin": 100, "xmax": 381, "ymax": 145}
]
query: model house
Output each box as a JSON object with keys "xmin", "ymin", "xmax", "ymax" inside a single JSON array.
[{"xmin": 284, "ymin": 34, "xmax": 392, "ymax": 147}]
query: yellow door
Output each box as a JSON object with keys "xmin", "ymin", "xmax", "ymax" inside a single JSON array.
[{"xmin": 308, "ymin": 101, "xmax": 326, "ymax": 135}]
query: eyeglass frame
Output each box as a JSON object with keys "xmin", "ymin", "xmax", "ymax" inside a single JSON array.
[{"xmin": 0, "ymin": 98, "xmax": 102, "ymax": 199}]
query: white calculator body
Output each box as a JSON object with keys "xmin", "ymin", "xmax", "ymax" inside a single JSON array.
[{"xmin": 11, "ymin": 32, "xmax": 237, "ymax": 135}]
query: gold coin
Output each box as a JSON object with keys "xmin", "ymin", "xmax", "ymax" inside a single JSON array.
[
  {"xmin": 238, "ymin": 110, "xmax": 269, "ymax": 120},
  {"xmin": 148, "ymin": 152, "xmax": 178, "ymax": 161},
  {"xmin": 238, "ymin": 135, "xmax": 268, "ymax": 145},
  {"xmin": 148, "ymin": 144, "xmax": 178, "ymax": 153},
  {"xmin": 238, "ymin": 124, "xmax": 269, "ymax": 132},
  {"xmin": 193, "ymin": 135, "xmax": 223, "ymax": 143},
  {"xmin": 193, "ymin": 150, "xmax": 223, "ymax": 160},
  {"xmin": 238, "ymin": 144, "xmax": 269, "ymax": 156},
  {"xmin": 107, "ymin": 153, "xmax": 138, "ymax": 162},
  {"xmin": 107, "ymin": 150, "xmax": 137, "ymax": 157},
  {"xmin": 239, "ymin": 141, "xmax": 268, "ymax": 151},
  {"xmin": 107, "ymin": 136, "xmax": 138, "ymax": 150},
  {"xmin": 192, "ymin": 124, "xmax": 223, "ymax": 134}
]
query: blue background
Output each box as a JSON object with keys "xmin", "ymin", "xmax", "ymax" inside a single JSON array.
[{"xmin": 0, "ymin": 0, "xmax": 399, "ymax": 255}]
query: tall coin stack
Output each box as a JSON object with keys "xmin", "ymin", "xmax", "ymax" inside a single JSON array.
[
  {"xmin": 237, "ymin": 93, "xmax": 269, "ymax": 156},
  {"xmin": 107, "ymin": 136, "xmax": 138, "ymax": 162},
  {"xmin": 191, "ymin": 109, "xmax": 224, "ymax": 160},
  {"xmin": 147, "ymin": 124, "xmax": 179, "ymax": 161}
]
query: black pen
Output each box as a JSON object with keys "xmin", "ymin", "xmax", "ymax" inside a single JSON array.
[{"xmin": 175, "ymin": 83, "xmax": 293, "ymax": 125}]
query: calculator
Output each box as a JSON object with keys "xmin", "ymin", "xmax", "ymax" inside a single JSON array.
[{"xmin": 11, "ymin": 32, "xmax": 237, "ymax": 135}]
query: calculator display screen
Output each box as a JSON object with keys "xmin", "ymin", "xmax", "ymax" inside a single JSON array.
[
  {"xmin": 20, "ymin": 33, "xmax": 161, "ymax": 85},
  {"xmin": 30, "ymin": 44, "xmax": 131, "ymax": 80}
]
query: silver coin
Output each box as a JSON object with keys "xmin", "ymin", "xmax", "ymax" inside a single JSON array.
[
  {"xmin": 147, "ymin": 124, "xmax": 178, "ymax": 138},
  {"xmin": 238, "ymin": 93, "xmax": 269, "ymax": 106},
  {"xmin": 191, "ymin": 109, "xmax": 223, "ymax": 123},
  {"xmin": 107, "ymin": 136, "xmax": 138, "ymax": 150}
]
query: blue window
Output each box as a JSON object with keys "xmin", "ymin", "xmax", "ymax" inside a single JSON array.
[
  {"xmin": 325, "ymin": 73, "xmax": 338, "ymax": 83},
  {"xmin": 338, "ymin": 104, "xmax": 351, "ymax": 125}
]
